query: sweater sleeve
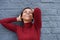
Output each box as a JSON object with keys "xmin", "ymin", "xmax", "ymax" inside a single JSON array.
[
  {"xmin": 33, "ymin": 8, "xmax": 42, "ymax": 29},
  {"xmin": 0, "ymin": 17, "xmax": 17, "ymax": 32}
]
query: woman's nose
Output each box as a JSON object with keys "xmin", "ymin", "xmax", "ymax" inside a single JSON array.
[{"xmin": 27, "ymin": 12, "xmax": 30, "ymax": 14}]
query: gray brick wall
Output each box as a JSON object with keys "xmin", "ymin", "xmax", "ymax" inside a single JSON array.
[{"xmin": 0, "ymin": 0, "xmax": 60, "ymax": 40}]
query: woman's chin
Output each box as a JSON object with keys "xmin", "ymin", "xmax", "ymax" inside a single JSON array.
[{"xmin": 24, "ymin": 18, "xmax": 31, "ymax": 21}]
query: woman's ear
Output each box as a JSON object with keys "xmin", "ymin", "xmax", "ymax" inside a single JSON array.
[{"xmin": 32, "ymin": 16, "xmax": 33, "ymax": 20}]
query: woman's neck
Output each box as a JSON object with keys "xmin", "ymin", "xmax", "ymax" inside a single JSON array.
[{"xmin": 23, "ymin": 20, "xmax": 32, "ymax": 23}]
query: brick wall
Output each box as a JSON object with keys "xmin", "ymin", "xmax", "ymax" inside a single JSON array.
[{"xmin": 0, "ymin": 0, "xmax": 60, "ymax": 40}]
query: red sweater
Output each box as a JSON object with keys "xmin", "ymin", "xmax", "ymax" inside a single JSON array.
[{"xmin": 0, "ymin": 8, "xmax": 42, "ymax": 40}]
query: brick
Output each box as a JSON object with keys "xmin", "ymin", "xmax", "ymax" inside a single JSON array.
[
  {"xmin": 41, "ymin": 34, "xmax": 57, "ymax": 40},
  {"xmin": 33, "ymin": 3, "xmax": 56, "ymax": 9},
  {"xmin": 42, "ymin": 22, "xmax": 50, "ymax": 28},
  {"xmin": 42, "ymin": 16, "xmax": 50, "ymax": 22},
  {"xmin": 55, "ymin": 3, "xmax": 60, "ymax": 9},
  {"xmin": 58, "ymin": 10, "xmax": 60, "ymax": 16},
  {"xmin": 42, "ymin": 16, "xmax": 60, "ymax": 22},
  {"xmin": 42, "ymin": 21, "xmax": 57, "ymax": 28},
  {"xmin": 51, "ymin": 28, "xmax": 60, "ymax": 34},
  {"xmin": 53, "ymin": 0, "xmax": 60, "ymax": 2},
  {"xmin": 0, "ymin": 32, "xmax": 17, "ymax": 40},
  {"xmin": 41, "ymin": 0, "xmax": 60, "ymax": 2},
  {"xmin": 42, "ymin": 9, "xmax": 57, "ymax": 16},
  {"xmin": 57, "ymin": 34, "xmax": 60, "ymax": 40},
  {"xmin": 10, "ymin": 0, "xmax": 41, "ymax": 3},
  {"xmin": 48, "ymin": 16, "xmax": 60, "ymax": 21},
  {"xmin": 41, "ymin": 0, "xmax": 55, "ymax": 2},
  {"xmin": 57, "ymin": 22, "xmax": 60, "ymax": 27},
  {"xmin": 0, "ymin": 10, "xmax": 20, "ymax": 18},
  {"xmin": 41, "ymin": 28, "xmax": 51, "ymax": 34},
  {"xmin": 0, "ymin": 25, "xmax": 10, "ymax": 33},
  {"xmin": 49, "ymin": 21, "xmax": 57, "ymax": 28}
]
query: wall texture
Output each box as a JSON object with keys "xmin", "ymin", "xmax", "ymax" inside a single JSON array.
[{"xmin": 0, "ymin": 0, "xmax": 60, "ymax": 40}]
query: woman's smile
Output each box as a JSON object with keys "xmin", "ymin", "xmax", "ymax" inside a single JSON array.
[
  {"xmin": 21, "ymin": 9, "xmax": 33, "ymax": 21},
  {"xmin": 24, "ymin": 14, "xmax": 31, "ymax": 17}
]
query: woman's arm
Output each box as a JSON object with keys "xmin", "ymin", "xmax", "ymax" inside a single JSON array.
[
  {"xmin": 0, "ymin": 17, "xmax": 18, "ymax": 32},
  {"xmin": 33, "ymin": 8, "xmax": 42, "ymax": 29}
]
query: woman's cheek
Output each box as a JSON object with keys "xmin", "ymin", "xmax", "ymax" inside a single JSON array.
[{"xmin": 22, "ymin": 13, "xmax": 26, "ymax": 17}]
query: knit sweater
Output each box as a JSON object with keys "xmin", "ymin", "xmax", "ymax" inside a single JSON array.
[{"xmin": 0, "ymin": 8, "xmax": 42, "ymax": 40}]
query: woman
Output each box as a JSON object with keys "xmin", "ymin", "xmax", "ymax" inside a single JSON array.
[{"xmin": 0, "ymin": 7, "xmax": 42, "ymax": 40}]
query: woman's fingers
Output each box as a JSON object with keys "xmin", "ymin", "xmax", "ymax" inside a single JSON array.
[
  {"xmin": 17, "ymin": 15, "xmax": 21, "ymax": 21},
  {"xmin": 32, "ymin": 9, "xmax": 34, "ymax": 13}
]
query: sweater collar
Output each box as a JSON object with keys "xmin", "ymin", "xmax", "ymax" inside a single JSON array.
[{"xmin": 23, "ymin": 22, "xmax": 32, "ymax": 28}]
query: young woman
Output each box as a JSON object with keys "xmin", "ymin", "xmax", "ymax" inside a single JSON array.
[{"xmin": 0, "ymin": 7, "xmax": 42, "ymax": 40}]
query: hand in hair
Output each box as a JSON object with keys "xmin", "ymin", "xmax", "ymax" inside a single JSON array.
[
  {"xmin": 17, "ymin": 15, "xmax": 21, "ymax": 21},
  {"xmin": 32, "ymin": 9, "xmax": 34, "ymax": 13}
]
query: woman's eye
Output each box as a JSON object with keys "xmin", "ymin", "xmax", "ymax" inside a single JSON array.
[
  {"xmin": 24, "ymin": 11, "xmax": 27, "ymax": 13},
  {"xmin": 29, "ymin": 11, "xmax": 31, "ymax": 13},
  {"xmin": 23, "ymin": 11, "xmax": 32, "ymax": 14}
]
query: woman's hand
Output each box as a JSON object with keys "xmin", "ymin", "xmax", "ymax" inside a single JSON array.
[
  {"xmin": 32, "ymin": 9, "xmax": 34, "ymax": 13},
  {"xmin": 17, "ymin": 15, "xmax": 21, "ymax": 21}
]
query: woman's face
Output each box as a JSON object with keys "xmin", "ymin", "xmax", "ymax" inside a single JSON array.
[{"xmin": 22, "ymin": 9, "xmax": 33, "ymax": 21}]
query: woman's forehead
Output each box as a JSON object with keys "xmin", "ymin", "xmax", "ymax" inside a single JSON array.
[{"xmin": 24, "ymin": 9, "xmax": 32, "ymax": 12}]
